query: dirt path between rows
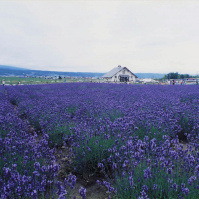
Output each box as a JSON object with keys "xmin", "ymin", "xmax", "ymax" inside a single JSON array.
[{"xmin": 55, "ymin": 146, "xmax": 108, "ymax": 199}]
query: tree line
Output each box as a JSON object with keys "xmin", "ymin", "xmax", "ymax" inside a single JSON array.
[{"xmin": 164, "ymin": 72, "xmax": 198, "ymax": 79}]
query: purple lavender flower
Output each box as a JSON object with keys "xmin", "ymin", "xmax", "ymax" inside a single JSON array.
[
  {"xmin": 146, "ymin": 159, "xmax": 151, "ymax": 166},
  {"xmin": 31, "ymin": 190, "xmax": 37, "ymax": 199},
  {"xmin": 172, "ymin": 183, "xmax": 178, "ymax": 191},
  {"xmin": 168, "ymin": 178, "xmax": 173, "ymax": 184},
  {"xmin": 79, "ymin": 187, "xmax": 86, "ymax": 199},
  {"xmin": 182, "ymin": 187, "xmax": 189, "ymax": 196},
  {"xmin": 67, "ymin": 174, "xmax": 77, "ymax": 189},
  {"xmin": 112, "ymin": 162, "xmax": 117, "ymax": 170},
  {"xmin": 129, "ymin": 175, "xmax": 133, "ymax": 187},
  {"xmin": 181, "ymin": 183, "xmax": 186, "ymax": 189},
  {"xmin": 96, "ymin": 180, "xmax": 102, "ymax": 185},
  {"xmin": 167, "ymin": 168, "xmax": 172, "ymax": 175},
  {"xmin": 98, "ymin": 163, "xmax": 104, "ymax": 168},
  {"xmin": 138, "ymin": 190, "xmax": 149, "ymax": 199},
  {"xmin": 153, "ymin": 184, "xmax": 158, "ymax": 190},
  {"xmin": 143, "ymin": 167, "xmax": 152, "ymax": 180},
  {"xmin": 33, "ymin": 170, "xmax": 40, "ymax": 177},
  {"xmin": 142, "ymin": 185, "xmax": 148, "ymax": 192},
  {"xmin": 108, "ymin": 186, "xmax": 115, "ymax": 193},
  {"xmin": 194, "ymin": 165, "xmax": 199, "ymax": 176},
  {"xmin": 188, "ymin": 176, "xmax": 196, "ymax": 185},
  {"xmin": 34, "ymin": 162, "xmax": 40, "ymax": 170}
]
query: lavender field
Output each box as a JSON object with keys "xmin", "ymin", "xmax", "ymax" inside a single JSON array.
[{"xmin": 1, "ymin": 83, "xmax": 199, "ymax": 199}]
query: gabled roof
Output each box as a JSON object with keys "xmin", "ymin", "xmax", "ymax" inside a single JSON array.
[
  {"xmin": 102, "ymin": 66, "xmax": 123, "ymax": 78},
  {"xmin": 102, "ymin": 65, "xmax": 138, "ymax": 78}
]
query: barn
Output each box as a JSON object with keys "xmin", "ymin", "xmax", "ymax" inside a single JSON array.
[{"xmin": 102, "ymin": 65, "xmax": 138, "ymax": 83}]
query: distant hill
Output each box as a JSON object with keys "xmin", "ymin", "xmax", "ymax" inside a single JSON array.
[
  {"xmin": 0, "ymin": 65, "xmax": 165, "ymax": 79},
  {"xmin": 0, "ymin": 65, "xmax": 105, "ymax": 78},
  {"xmin": 0, "ymin": 65, "xmax": 28, "ymax": 70},
  {"xmin": 135, "ymin": 73, "xmax": 165, "ymax": 79}
]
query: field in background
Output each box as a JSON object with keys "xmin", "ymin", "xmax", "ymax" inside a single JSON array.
[{"xmin": 0, "ymin": 76, "xmax": 103, "ymax": 85}]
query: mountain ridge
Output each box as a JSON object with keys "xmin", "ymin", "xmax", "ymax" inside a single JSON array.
[{"xmin": 0, "ymin": 65, "xmax": 165, "ymax": 79}]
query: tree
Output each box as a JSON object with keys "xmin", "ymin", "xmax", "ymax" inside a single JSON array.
[
  {"xmin": 164, "ymin": 72, "xmax": 192, "ymax": 80},
  {"xmin": 180, "ymin": 74, "xmax": 185, "ymax": 79}
]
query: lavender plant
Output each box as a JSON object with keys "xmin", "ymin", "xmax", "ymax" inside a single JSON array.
[{"xmin": 1, "ymin": 83, "xmax": 199, "ymax": 198}]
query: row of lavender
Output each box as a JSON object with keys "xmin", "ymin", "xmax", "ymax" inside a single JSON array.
[
  {"xmin": 4, "ymin": 83, "xmax": 199, "ymax": 198},
  {"xmin": 0, "ymin": 86, "xmax": 79, "ymax": 198}
]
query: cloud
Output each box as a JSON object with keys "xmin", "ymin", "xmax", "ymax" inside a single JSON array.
[{"xmin": 0, "ymin": 1, "xmax": 199, "ymax": 74}]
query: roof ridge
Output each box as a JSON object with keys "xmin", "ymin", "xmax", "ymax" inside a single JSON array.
[{"xmin": 102, "ymin": 66, "xmax": 137, "ymax": 78}]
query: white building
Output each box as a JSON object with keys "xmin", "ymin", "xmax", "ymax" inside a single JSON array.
[
  {"xmin": 140, "ymin": 78, "xmax": 159, "ymax": 84},
  {"xmin": 102, "ymin": 65, "xmax": 138, "ymax": 83}
]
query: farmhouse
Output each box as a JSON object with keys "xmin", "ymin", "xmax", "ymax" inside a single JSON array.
[{"xmin": 102, "ymin": 65, "xmax": 138, "ymax": 83}]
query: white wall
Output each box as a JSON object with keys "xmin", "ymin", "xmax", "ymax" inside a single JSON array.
[{"xmin": 111, "ymin": 68, "xmax": 137, "ymax": 82}]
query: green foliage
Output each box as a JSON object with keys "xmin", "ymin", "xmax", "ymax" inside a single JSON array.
[
  {"xmin": 110, "ymin": 158, "xmax": 199, "ymax": 199},
  {"xmin": 72, "ymin": 134, "xmax": 116, "ymax": 175},
  {"xmin": 67, "ymin": 106, "xmax": 77, "ymax": 115},
  {"xmin": 10, "ymin": 97, "xmax": 18, "ymax": 106},
  {"xmin": 177, "ymin": 116, "xmax": 194, "ymax": 141},
  {"xmin": 0, "ymin": 76, "xmax": 103, "ymax": 85},
  {"xmin": 164, "ymin": 72, "xmax": 179, "ymax": 79},
  {"xmin": 164, "ymin": 72, "xmax": 194, "ymax": 80},
  {"xmin": 48, "ymin": 124, "xmax": 72, "ymax": 148},
  {"xmin": 109, "ymin": 110, "xmax": 124, "ymax": 122},
  {"xmin": 134, "ymin": 125, "xmax": 164, "ymax": 144},
  {"xmin": 48, "ymin": 131, "xmax": 64, "ymax": 148}
]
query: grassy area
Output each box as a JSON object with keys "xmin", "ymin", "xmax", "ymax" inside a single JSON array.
[{"xmin": 0, "ymin": 76, "xmax": 101, "ymax": 85}]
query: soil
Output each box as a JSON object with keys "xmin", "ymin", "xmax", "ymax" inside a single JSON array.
[
  {"xmin": 55, "ymin": 146, "xmax": 109, "ymax": 199},
  {"xmin": 70, "ymin": 178, "xmax": 108, "ymax": 199}
]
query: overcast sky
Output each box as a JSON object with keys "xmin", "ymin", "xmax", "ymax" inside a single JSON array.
[{"xmin": 0, "ymin": 1, "xmax": 199, "ymax": 74}]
